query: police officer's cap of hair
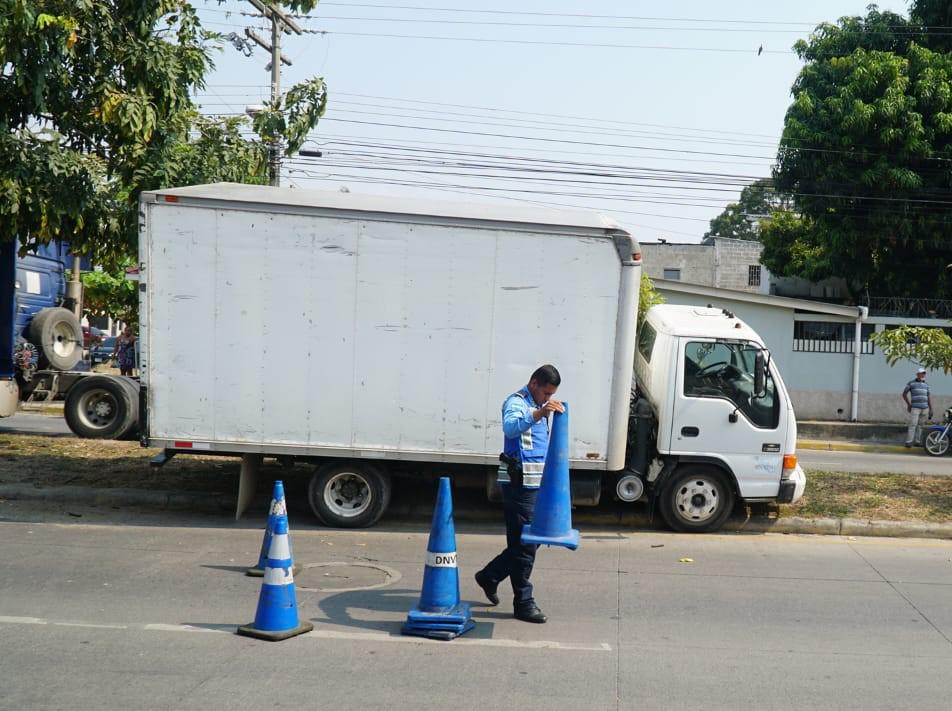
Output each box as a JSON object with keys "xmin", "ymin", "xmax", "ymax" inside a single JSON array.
[{"xmin": 530, "ymin": 364, "xmax": 561, "ymax": 387}]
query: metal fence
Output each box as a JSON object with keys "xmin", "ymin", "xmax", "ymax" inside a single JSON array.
[{"xmin": 867, "ymin": 297, "xmax": 952, "ymax": 319}]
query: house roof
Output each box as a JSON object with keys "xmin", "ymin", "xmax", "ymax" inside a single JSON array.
[{"xmin": 654, "ymin": 279, "xmax": 866, "ymax": 318}]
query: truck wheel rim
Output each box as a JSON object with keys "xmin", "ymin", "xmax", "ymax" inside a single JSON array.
[
  {"xmin": 675, "ymin": 479, "xmax": 720, "ymax": 523},
  {"xmin": 76, "ymin": 390, "xmax": 119, "ymax": 430},
  {"xmin": 324, "ymin": 472, "xmax": 372, "ymax": 518},
  {"xmin": 51, "ymin": 322, "xmax": 77, "ymax": 357}
]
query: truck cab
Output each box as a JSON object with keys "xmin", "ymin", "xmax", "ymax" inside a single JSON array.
[{"xmin": 632, "ymin": 304, "xmax": 806, "ymax": 532}]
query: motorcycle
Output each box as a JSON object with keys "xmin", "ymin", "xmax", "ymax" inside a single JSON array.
[{"xmin": 922, "ymin": 407, "xmax": 952, "ymax": 456}]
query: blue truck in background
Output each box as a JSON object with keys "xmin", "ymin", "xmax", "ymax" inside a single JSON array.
[{"xmin": 1, "ymin": 239, "xmax": 140, "ymax": 438}]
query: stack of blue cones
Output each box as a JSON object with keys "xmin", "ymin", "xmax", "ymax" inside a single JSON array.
[
  {"xmin": 401, "ymin": 477, "xmax": 475, "ymax": 640},
  {"xmin": 237, "ymin": 481, "xmax": 313, "ymax": 642},
  {"xmin": 247, "ymin": 480, "xmax": 301, "ymax": 577}
]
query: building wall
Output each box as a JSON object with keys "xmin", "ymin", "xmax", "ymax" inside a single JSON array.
[
  {"xmin": 640, "ymin": 243, "xmax": 714, "ymax": 286},
  {"xmin": 655, "ymin": 286, "xmax": 952, "ymax": 424},
  {"xmin": 641, "ymin": 239, "xmax": 768, "ymax": 294}
]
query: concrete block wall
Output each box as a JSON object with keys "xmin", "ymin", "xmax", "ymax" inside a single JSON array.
[
  {"xmin": 640, "ymin": 243, "xmax": 715, "ymax": 286},
  {"xmin": 713, "ymin": 238, "xmax": 765, "ymax": 293}
]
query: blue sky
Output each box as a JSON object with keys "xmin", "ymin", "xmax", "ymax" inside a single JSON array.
[{"xmin": 193, "ymin": 1, "xmax": 909, "ymax": 243}]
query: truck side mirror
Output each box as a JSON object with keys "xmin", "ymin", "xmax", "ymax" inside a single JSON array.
[{"xmin": 754, "ymin": 351, "xmax": 767, "ymax": 398}]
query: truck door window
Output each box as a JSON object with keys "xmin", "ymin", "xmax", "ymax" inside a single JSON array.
[
  {"xmin": 638, "ymin": 322, "xmax": 656, "ymax": 363},
  {"xmin": 684, "ymin": 341, "xmax": 779, "ymax": 429}
]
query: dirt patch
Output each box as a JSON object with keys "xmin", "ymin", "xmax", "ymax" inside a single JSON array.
[
  {"xmin": 0, "ymin": 433, "xmax": 245, "ymax": 492},
  {"xmin": 780, "ymin": 470, "xmax": 952, "ymax": 523}
]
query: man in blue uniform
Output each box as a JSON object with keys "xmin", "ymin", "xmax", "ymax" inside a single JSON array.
[{"xmin": 475, "ymin": 364, "xmax": 564, "ymax": 623}]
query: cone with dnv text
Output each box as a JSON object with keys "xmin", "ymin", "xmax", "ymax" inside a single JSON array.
[
  {"xmin": 522, "ymin": 402, "xmax": 580, "ymax": 550},
  {"xmin": 237, "ymin": 507, "xmax": 313, "ymax": 641},
  {"xmin": 401, "ymin": 476, "xmax": 475, "ymax": 640}
]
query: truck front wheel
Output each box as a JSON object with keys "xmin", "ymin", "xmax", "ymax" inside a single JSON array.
[
  {"xmin": 658, "ymin": 466, "xmax": 735, "ymax": 533},
  {"xmin": 308, "ymin": 462, "xmax": 391, "ymax": 528}
]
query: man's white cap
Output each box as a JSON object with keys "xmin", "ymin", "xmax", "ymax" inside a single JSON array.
[{"xmin": 917, "ymin": 367, "xmax": 927, "ymax": 374}]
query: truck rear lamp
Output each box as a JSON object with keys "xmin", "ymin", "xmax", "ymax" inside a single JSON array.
[
  {"xmin": 632, "ymin": 251, "xmax": 642, "ymax": 261},
  {"xmin": 781, "ymin": 454, "xmax": 797, "ymax": 474},
  {"xmin": 162, "ymin": 195, "xmax": 179, "ymax": 203}
]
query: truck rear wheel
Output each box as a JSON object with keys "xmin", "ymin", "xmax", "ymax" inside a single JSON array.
[
  {"xmin": 29, "ymin": 307, "xmax": 83, "ymax": 371},
  {"xmin": 658, "ymin": 466, "xmax": 735, "ymax": 533},
  {"xmin": 64, "ymin": 375, "xmax": 136, "ymax": 439},
  {"xmin": 308, "ymin": 461, "xmax": 391, "ymax": 528}
]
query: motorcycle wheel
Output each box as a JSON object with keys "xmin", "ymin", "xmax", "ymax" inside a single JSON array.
[{"xmin": 923, "ymin": 430, "xmax": 950, "ymax": 457}]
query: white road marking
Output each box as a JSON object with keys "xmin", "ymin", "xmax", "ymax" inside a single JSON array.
[{"xmin": 0, "ymin": 615, "xmax": 611, "ymax": 652}]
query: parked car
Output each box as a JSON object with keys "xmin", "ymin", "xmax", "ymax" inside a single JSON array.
[
  {"xmin": 82, "ymin": 325, "xmax": 104, "ymax": 348},
  {"xmin": 90, "ymin": 336, "xmax": 117, "ymax": 365}
]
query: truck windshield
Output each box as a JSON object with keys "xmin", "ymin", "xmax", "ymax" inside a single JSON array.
[{"xmin": 683, "ymin": 341, "xmax": 779, "ymax": 429}]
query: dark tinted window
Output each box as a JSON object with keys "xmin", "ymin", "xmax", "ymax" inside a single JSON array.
[
  {"xmin": 638, "ymin": 323, "xmax": 657, "ymax": 363},
  {"xmin": 683, "ymin": 341, "xmax": 780, "ymax": 429}
]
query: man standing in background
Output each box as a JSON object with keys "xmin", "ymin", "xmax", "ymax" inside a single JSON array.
[{"xmin": 902, "ymin": 367, "xmax": 933, "ymax": 448}]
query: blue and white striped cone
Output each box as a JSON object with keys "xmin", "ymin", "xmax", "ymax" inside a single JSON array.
[
  {"xmin": 401, "ymin": 477, "xmax": 475, "ymax": 640},
  {"xmin": 247, "ymin": 481, "xmax": 301, "ymax": 577},
  {"xmin": 236, "ymin": 515, "xmax": 313, "ymax": 641},
  {"xmin": 522, "ymin": 403, "xmax": 580, "ymax": 550}
]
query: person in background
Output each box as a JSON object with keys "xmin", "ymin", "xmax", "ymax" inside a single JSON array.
[
  {"xmin": 902, "ymin": 366, "xmax": 932, "ymax": 448},
  {"xmin": 113, "ymin": 326, "xmax": 136, "ymax": 377}
]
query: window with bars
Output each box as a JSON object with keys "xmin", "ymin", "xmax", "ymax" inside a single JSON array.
[
  {"xmin": 793, "ymin": 321, "xmax": 875, "ymax": 354},
  {"xmin": 748, "ymin": 265, "xmax": 761, "ymax": 287}
]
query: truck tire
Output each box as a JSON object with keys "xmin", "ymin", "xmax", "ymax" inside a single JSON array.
[
  {"xmin": 308, "ymin": 461, "xmax": 391, "ymax": 528},
  {"xmin": 114, "ymin": 377, "xmax": 140, "ymax": 440},
  {"xmin": 64, "ymin": 375, "xmax": 136, "ymax": 439},
  {"xmin": 29, "ymin": 307, "xmax": 83, "ymax": 371},
  {"xmin": 658, "ymin": 466, "xmax": 735, "ymax": 533}
]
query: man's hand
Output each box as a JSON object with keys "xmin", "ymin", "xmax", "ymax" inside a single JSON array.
[
  {"xmin": 534, "ymin": 400, "xmax": 565, "ymax": 420},
  {"xmin": 907, "ymin": 404, "xmax": 912, "ymax": 413}
]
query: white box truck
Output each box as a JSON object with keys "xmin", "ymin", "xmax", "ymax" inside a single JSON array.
[{"xmin": 137, "ymin": 183, "xmax": 803, "ymax": 532}]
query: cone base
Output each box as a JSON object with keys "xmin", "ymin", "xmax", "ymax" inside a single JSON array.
[
  {"xmin": 236, "ymin": 620, "xmax": 314, "ymax": 641},
  {"xmin": 521, "ymin": 524, "xmax": 580, "ymax": 550},
  {"xmin": 406, "ymin": 601, "xmax": 472, "ymax": 627},
  {"xmin": 401, "ymin": 619, "xmax": 475, "ymax": 640},
  {"xmin": 246, "ymin": 562, "xmax": 303, "ymax": 578}
]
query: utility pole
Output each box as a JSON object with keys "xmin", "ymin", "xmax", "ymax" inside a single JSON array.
[{"xmin": 244, "ymin": 1, "xmax": 303, "ymax": 187}]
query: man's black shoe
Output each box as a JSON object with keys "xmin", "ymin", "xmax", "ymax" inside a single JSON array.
[
  {"xmin": 514, "ymin": 603, "xmax": 547, "ymax": 624},
  {"xmin": 474, "ymin": 571, "xmax": 499, "ymax": 606}
]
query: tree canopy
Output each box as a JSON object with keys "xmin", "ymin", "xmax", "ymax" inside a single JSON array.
[
  {"xmin": 1, "ymin": 1, "xmax": 326, "ymax": 271},
  {"xmin": 705, "ymin": 179, "xmax": 793, "ymax": 242},
  {"xmin": 762, "ymin": 2, "xmax": 952, "ymax": 299}
]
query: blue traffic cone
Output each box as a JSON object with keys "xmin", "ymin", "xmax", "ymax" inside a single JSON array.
[
  {"xmin": 236, "ymin": 514, "xmax": 314, "ymax": 641},
  {"xmin": 522, "ymin": 402, "xmax": 580, "ymax": 550},
  {"xmin": 401, "ymin": 477, "xmax": 475, "ymax": 640},
  {"xmin": 247, "ymin": 481, "xmax": 301, "ymax": 577}
]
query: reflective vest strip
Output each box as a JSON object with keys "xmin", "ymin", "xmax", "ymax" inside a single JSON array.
[{"xmin": 522, "ymin": 473, "xmax": 542, "ymax": 487}]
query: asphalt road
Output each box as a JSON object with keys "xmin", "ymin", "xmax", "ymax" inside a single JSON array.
[
  {"xmin": 798, "ymin": 448, "xmax": 952, "ymax": 476},
  {"xmin": 1, "ymin": 504, "xmax": 950, "ymax": 711},
  {"xmin": 0, "ymin": 411, "xmax": 72, "ymax": 437}
]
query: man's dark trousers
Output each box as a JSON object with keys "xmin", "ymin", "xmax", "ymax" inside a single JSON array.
[{"xmin": 479, "ymin": 481, "xmax": 539, "ymax": 609}]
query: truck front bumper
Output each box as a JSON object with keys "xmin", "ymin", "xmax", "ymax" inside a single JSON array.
[{"xmin": 777, "ymin": 464, "xmax": 806, "ymax": 504}]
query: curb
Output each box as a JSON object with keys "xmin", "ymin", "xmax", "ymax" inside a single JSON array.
[
  {"xmin": 797, "ymin": 439, "xmax": 911, "ymax": 455},
  {"xmin": 1, "ymin": 483, "xmax": 949, "ymax": 541}
]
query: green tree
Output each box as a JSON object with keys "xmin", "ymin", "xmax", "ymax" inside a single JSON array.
[
  {"xmin": 79, "ymin": 263, "xmax": 139, "ymax": 327},
  {"xmin": 638, "ymin": 273, "xmax": 664, "ymax": 328},
  {"xmin": 704, "ymin": 179, "xmax": 793, "ymax": 241},
  {"xmin": 870, "ymin": 325, "xmax": 952, "ymax": 373},
  {"xmin": 767, "ymin": 4, "xmax": 952, "ymax": 298},
  {"xmin": 1, "ymin": 1, "xmax": 326, "ymax": 269}
]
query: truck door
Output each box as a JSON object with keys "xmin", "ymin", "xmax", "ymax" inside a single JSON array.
[{"xmin": 669, "ymin": 338, "xmax": 787, "ymax": 498}]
